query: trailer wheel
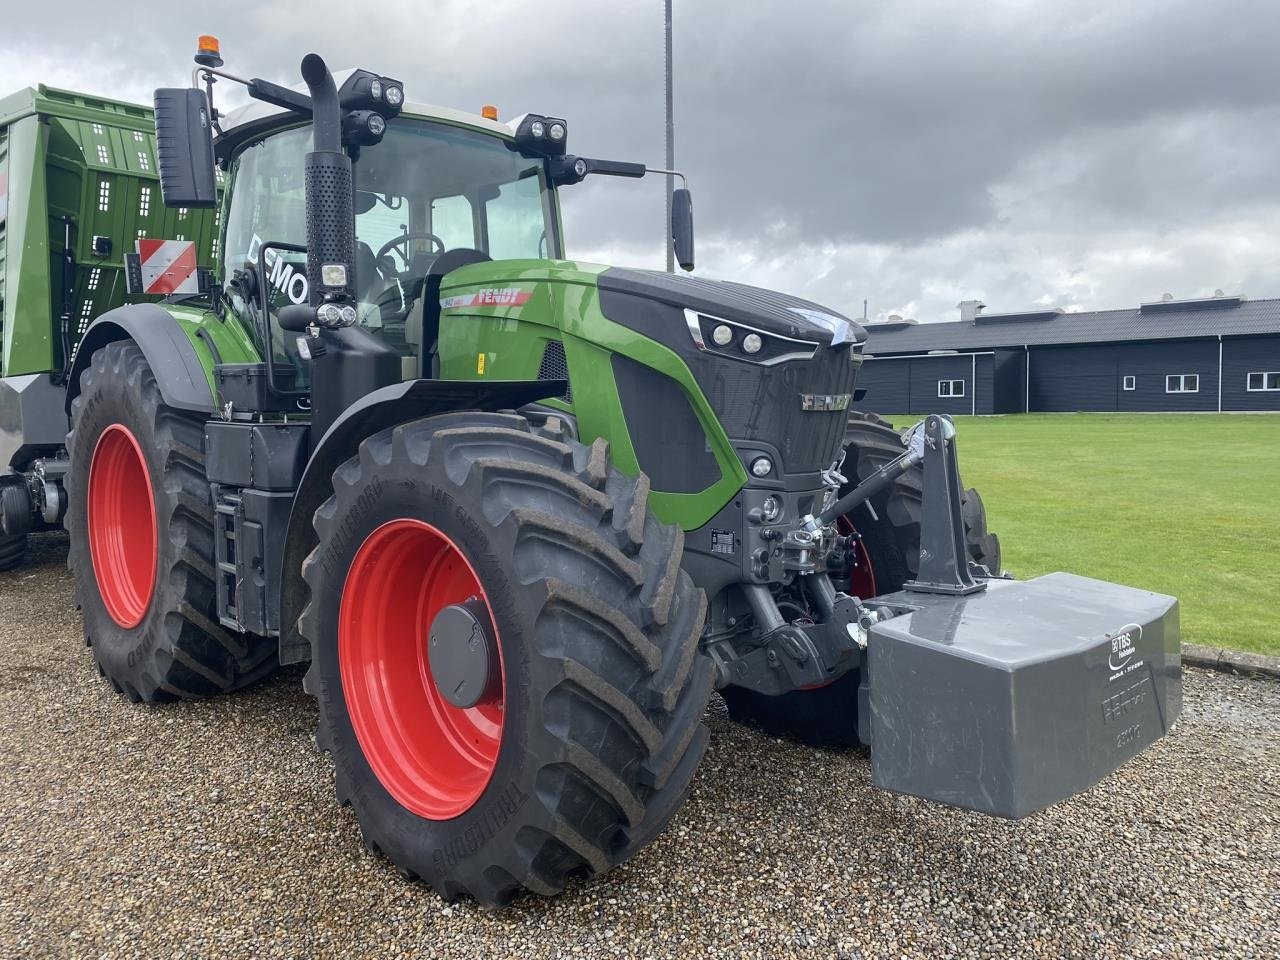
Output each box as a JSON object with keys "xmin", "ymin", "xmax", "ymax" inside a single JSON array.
[
  {"xmin": 720, "ymin": 412, "xmax": 1001, "ymax": 747},
  {"xmin": 66, "ymin": 340, "xmax": 277, "ymax": 701},
  {"xmin": 0, "ymin": 534, "xmax": 26, "ymax": 572},
  {"xmin": 299, "ymin": 412, "xmax": 713, "ymax": 905}
]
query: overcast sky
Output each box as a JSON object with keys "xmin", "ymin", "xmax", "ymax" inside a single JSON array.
[{"xmin": 3, "ymin": 0, "xmax": 1278, "ymax": 323}]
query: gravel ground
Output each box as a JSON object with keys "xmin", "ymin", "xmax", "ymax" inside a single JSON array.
[{"xmin": 1, "ymin": 533, "xmax": 1277, "ymax": 959}]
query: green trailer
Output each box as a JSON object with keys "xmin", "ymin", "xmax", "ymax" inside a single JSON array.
[
  {"xmin": 0, "ymin": 41, "xmax": 1182, "ymax": 907},
  {"xmin": 0, "ymin": 84, "xmax": 223, "ymax": 566}
]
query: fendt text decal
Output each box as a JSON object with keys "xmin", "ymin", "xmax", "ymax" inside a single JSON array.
[{"xmin": 440, "ymin": 288, "xmax": 532, "ymax": 310}]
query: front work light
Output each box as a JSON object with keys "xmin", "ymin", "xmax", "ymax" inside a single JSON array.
[
  {"xmin": 514, "ymin": 114, "xmax": 568, "ymax": 156},
  {"xmin": 338, "ymin": 69, "xmax": 404, "ymax": 117},
  {"xmin": 342, "ymin": 110, "xmax": 388, "ymax": 147}
]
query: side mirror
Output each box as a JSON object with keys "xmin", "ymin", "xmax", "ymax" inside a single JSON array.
[
  {"xmin": 672, "ymin": 187, "xmax": 695, "ymax": 272},
  {"xmin": 153, "ymin": 88, "xmax": 218, "ymax": 208}
]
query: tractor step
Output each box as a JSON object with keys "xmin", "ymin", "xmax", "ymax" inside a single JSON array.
[{"xmin": 862, "ymin": 572, "xmax": 1181, "ymax": 819}]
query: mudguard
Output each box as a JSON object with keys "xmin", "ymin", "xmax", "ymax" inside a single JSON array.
[
  {"xmin": 65, "ymin": 304, "xmax": 215, "ymax": 415},
  {"xmin": 276, "ymin": 376, "xmax": 567, "ymax": 664}
]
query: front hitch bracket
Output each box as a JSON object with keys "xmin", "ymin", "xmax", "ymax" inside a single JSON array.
[{"xmin": 902, "ymin": 415, "xmax": 988, "ymax": 596}]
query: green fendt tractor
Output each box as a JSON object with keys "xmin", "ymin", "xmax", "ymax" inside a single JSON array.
[{"xmin": 0, "ymin": 40, "xmax": 1182, "ymax": 905}]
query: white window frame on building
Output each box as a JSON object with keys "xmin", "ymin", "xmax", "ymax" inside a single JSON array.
[
  {"xmin": 1165, "ymin": 374, "xmax": 1199, "ymax": 394},
  {"xmin": 1246, "ymin": 371, "xmax": 1280, "ymax": 392},
  {"xmin": 1122, "ymin": 375, "xmax": 1136, "ymax": 391},
  {"xmin": 937, "ymin": 379, "xmax": 966, "ymax": 398}
]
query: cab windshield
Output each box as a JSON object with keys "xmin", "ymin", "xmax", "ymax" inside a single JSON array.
[{"xmin": 221, "ymin": 117, "xmax": 557, "ymax": 384}]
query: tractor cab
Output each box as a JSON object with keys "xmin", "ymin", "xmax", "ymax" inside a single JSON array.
[{"xmin": 215, "ymin": 87, "xmax": 563, "ymax": 385}]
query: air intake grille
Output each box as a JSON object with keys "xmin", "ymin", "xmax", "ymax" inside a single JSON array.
[{"xmin": 537, "ymin": 340, "xmax": 572, "ymax": 402}]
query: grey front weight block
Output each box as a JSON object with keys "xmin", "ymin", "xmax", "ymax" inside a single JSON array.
[{"xmin": 864, "ymin": 572, "xmax": 1182, "ymax": 819}]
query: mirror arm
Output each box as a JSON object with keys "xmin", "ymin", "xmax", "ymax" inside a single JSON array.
[
  {"xmin": 191, "ymin": 66, "xmax": 315, "ymax": 119},
  {"xmin": 644, "ymin": 167, "xmax": 689, "ymax": 188}
]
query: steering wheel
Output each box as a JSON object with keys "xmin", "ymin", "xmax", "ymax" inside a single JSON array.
[{"xmin": 376, "ymin": 232, "xmax": 446, "ymax": 274}]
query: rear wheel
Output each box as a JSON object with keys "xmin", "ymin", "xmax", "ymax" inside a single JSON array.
[
  {"xmin": 720, "ymin": 411, "xmax": 1001, "ymax": 747},
  {"xmin": 300, "ymin": 412, "xmax": 714, "ymax": 905},
  {"xmin": 66, "ymin": 340, "xmax": 277, "ymax": 701}
]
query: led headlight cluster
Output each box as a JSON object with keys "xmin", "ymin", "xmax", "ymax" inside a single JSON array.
[
  {"xmin": 339, "ymin": 70, "xmax": 405, "ymax": 117},
  {"xmin": 684, "ymin": 309, "xmax": 820, "ymax": 366},
  {"xmin": 513, "ymin": 114, "xmax": 568, "ymax": 156}
]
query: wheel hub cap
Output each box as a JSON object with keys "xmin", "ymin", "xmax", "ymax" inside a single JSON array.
[{"xmin": 428, "ymin": 598, "xmax": 498, "ymax": 710}]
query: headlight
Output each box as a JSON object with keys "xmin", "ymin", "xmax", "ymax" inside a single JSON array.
[
  {"xmin": 384, "ymin": 84, "xmax": 403, "ymax": 107},
  {"xmin": 684, "ymin": 309, "xmax": 820, "ymax": 366},
  {"xmin": 515, "ymin": 115, "xmax": 568, "ymax": 156},
  {"xmin": 761, "ymin": 496, "xmax": 782, "ymax": 521},
  {"xmin": 750, "ymin": 456, "xmax": 773, "ymax": 478},
  {"xmin": 370, "ymin": 79, "xmax": 383, "ymax": 101}
]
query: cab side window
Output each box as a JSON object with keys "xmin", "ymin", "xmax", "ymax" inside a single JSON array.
[{"xmin": 430, "ymin": 195, "xmax": 475, "ymax": 250}]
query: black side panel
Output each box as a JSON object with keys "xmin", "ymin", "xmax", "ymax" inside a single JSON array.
[
  {"xmin": 66, "ymin": 304, "xmax": 215, "ymax": 414},
  {"xmin": 611, "ymin": 353, "xmax": 720, "ymax": 494},
  {"xmin": 205, "ymin": 422, "xmax": 310, "ymax": 491},
  {"xmin": 277, "ymin": 377, "xmax": 568, "ymax": 664}
]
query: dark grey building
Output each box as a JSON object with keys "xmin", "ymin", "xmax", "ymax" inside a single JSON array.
[{"xmin": 858, "ymin": 295, "xmax": 1280, "ymax": 414}]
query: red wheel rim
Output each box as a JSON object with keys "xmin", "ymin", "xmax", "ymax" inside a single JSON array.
[
  {"xmin": 837, "ymin": 515, "xmax": 877, "ymax": 599},
  {"xmin": 339, "ymin": 519, "xmax": 505, "ymax": 820},
  {"xmin": 87, "ymin": 424, "xmax": 157, "ymax": 628}
]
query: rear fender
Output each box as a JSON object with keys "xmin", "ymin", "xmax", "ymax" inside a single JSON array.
[
  {"xmin": 65, "ymin": 304, "xmax": 216, "ymax": 415},
  {"xmin": 277, "ymin": 377, "xmax": 567, "ymax": 664}
]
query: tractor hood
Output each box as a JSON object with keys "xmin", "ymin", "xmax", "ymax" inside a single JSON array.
[{"xmin": 597, "ymin": 269, "xmax": 867, "ymax": 348}]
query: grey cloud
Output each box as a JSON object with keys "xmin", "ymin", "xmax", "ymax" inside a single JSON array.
[{"xmin": 2, "ymin": 0, "xmax": 1278, "ymax": 322}]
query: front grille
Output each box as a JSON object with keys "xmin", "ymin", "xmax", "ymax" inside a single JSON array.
[
  {"xmin": 702, "ymin": 348, "xmax": 859, "ymax": 474},
  {"xmin": 537, "ymin": 339, "xmax": 572, "ymax": 403}
]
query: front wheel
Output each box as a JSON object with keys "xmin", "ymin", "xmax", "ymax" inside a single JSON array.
[
  {"xmin": 300, "ymin": 413, "xmax": 714, "ymax": 905},
  {"xmin": 719, "ymin": 412, "xmax": 1002, "ymax": 747}
]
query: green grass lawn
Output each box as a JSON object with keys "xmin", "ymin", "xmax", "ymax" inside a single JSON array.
[{"xmin": 882, "ymin": 413, "xmax": 1279, "ymax": 656}]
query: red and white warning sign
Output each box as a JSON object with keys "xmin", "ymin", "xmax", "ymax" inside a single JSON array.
[{"xmin": 136, "ymin": 238, "xmax": 199, "ymax": 295}]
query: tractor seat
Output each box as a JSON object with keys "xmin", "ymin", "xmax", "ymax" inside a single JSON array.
[{"xmin": 372, "ymin": 250, "xmax": 439, "ymax": 328}]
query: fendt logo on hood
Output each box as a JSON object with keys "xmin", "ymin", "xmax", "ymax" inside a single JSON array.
[{"xmin": 1107, "ymin": 623, "xmax": 1144, "ymax": 675}]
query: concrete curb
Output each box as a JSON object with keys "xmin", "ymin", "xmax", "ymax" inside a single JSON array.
[{"xmin": 1183, "ymin": 642, "xmax": 1280, "ymax": 680}]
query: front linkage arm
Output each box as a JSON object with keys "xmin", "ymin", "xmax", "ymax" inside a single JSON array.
[{"xmin": 715, "ymin": 415, "xmax": 991, "ymax": 695}]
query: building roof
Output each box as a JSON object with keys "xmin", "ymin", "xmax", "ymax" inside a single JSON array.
[{"xmin": 862, "ymin": 296, "xmax": 1280, "ymax": 355}]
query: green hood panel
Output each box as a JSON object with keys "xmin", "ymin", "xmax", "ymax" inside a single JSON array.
[{"xmin": 436, "ymin": 258, "xmax": 748, "ymax": 530}]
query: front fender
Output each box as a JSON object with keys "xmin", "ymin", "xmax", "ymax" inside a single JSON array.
[
  {"xmin": 277, "ymin": 377, "xmax": 567, "ymax": 664},
  {"xmin": 66, "ymin": 304, "xmax": 216, "ymax": 415}
]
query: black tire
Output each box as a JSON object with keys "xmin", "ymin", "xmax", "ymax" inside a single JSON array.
[
  {"xmin": 720, "ymin": 411, "xmax": 1001, "ymax": 747},
  {"xmin": 66, "ymin": 340, "xmax": 277, "ymax": 702},
  {"xmin": 300, "ymin": 412, "xmax": 714, "ymax": 905},
  {"xmin": 0, "ymin": 534, "xmax": 26, "ymax": 571}
]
